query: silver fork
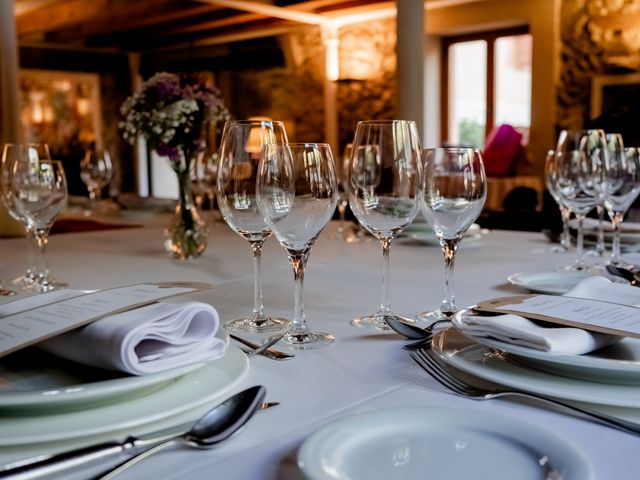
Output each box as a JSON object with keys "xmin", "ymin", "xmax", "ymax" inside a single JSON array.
[
  {"xmin": 229, "ymin": 334, "xmax": 294, "ymax": 360},
  {"xmin": 410, "ymin": 347, "xmax": 640, "ymax": 436}
]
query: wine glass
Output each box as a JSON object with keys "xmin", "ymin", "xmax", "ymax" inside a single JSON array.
[
  {"xmin": 257, "ymin": 143, "xmax": 338, "ymax": 349},
  {"xmin": 420, "ymin": 148, "xmax": 487, "ymax": 321},
  {"xmin": 216, "ymin": 120, "xmax": 291, "ymax": 334},
  {"xmin": 332, "ymin": 143, "xmax": 353, "ymax": 241},
  {"xmin": 544, "ymin": 149, "xmax": 571, "ymax": 252},
  {"xmin": 1, "ymin": 143, "xmax": 51, "ymax": 290},
  {"xmin": 2, "ymin": 148, "xmax": 68, "ymax": 291},
  {"xmin": 348, "ymin": 120, "xmax": 421, "ymax": 330},
  {"xmin": 555, "ymin": 129, "xmax": 604, "ymax": 271},
  {"xmin": 603, "ymin": 146, "xmax": 640, "ymax": 266},
  {"xmin": 80, "ymin": 147, "xmax": 113, "ymax": 215}
]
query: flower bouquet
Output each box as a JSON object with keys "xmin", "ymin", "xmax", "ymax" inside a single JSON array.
[{"xmin": 120, "ymin": 72, "xmax": 229, "ymax": 259}]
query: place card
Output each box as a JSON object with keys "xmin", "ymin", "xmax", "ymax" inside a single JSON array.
[
  {"xmin": 474, "ymin": 294, "xmax": 640, "ymax": 339},
  {"xmin": 0, "ymin": 282, "xmax": 211, "ymax": 358}
]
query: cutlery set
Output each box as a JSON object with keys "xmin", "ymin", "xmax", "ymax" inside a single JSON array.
[
  {"xmin": 409, "ymin": 346, "xmax": 640, "ymax": 436},
  {"xmin": 0, "ymin": 386, "xmax": 272, "ymax": 479},
  {"xmin": 388, "ymin": 309, "xmax": 640, "ymax": 437}
]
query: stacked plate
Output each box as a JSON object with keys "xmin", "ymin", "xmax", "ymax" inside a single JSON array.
[
  {"xmin": 572, "ymin": 218, "xmax": 640, "ymax": 249},
  {"xmin": 0, "ymin": 331, "xmax": 248, "ymax": 463},
  {"xmin": 435, "ymin": 312, "xmax": 640, "ymax": 413},
  {"xmin": 507, "ymin": 271, "xmax": 629, "ymax": 295},
  {"xmin": 399, "ymin": 219, "xmax": 484, "ymax": 246}
]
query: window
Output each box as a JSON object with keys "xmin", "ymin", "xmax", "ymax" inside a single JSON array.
[{"xmin": 442, "ymin": 28, "xmax": 532, "ymax": 148}]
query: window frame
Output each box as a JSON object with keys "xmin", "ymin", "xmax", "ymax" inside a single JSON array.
[{"xmin": 441, "ymin": 26, "xmax": 530, "ymax": 146}]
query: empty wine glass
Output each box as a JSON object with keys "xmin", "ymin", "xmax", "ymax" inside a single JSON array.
[
  {"xmin": 603, "ymin": 146, "xmax": 640, "ymax": 266},
  {"xmin": 545, "ymin": 149, "xmax": 571, "ymax": 252},
  {"xmin": 332, "ymin": 143, "xmax": 353, "ymax": 241},
  {"xmin": 1, "ymin": 143, "xmax": 51, "ymax": 290},
  {"xmin": 80, "ymin": 147, "xmax": 112, "ymax": 214},
  {"xmin": 420, "ymin": 148, "xmax": 487, "ymax": 321},
  {"xmin": 2, "ymin": 148, "xmax": 68, "ymax": 291},
  {"xmin": 257, "ymin": 143, "xmax": 338, "ymax": 349},
  {"xmin": 555, "ymin": 129, "xmax": 604, "ymax": 271},
  {"xmin": 217, "ymin": 120, "xmax": 290, "ymax": 333},
  {"xmin": 348, "ymin": 120, "xmax": 421, "ymax": 330}
]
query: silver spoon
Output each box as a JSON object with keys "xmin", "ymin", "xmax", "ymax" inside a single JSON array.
[
  {"xmin": 385, "ymin": 317, "xmax": 450, "ymax": 340},
  {"xmin": 0, "ymin": 386, "xmax": 266, "ymax": 480}
]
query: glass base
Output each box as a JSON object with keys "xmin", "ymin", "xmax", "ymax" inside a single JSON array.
[
  {"xmin": 418, "ymin": 309, "xmax": 455, "ymax": 323},
  {"xmin": 282, "ymin": 330, "xmax": 334, "ymax": 350},
  {"xmin": 224, "ymin": 315, "xmax": 290, "ymax": 334},
  {"xmin": 351, "ymin": 312, "xmax": 416, "ymax": 331},
  {"xmin": 0, "ymin": 285, "xmax": 16, "ymax": 296},
  {"xmin": 36, "ymin": 277, "xmax": 68, "ymax": 292}
]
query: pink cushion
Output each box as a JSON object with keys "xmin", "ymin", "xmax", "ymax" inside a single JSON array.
[{"xmin": 482, "ymin": 125, "xmax": 523, "ymax": 176}]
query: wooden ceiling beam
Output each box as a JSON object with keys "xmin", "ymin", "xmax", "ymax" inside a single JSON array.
[
  {"xmin": 16, "ymin": 0, "xmax": 112, "ymax": 36},
  {"xmin": 45, "ymin": 2, "xmax": 224, "ymax": 43},
  {"xmin": 197, "ymin": 0, "xmax": 329, "ymax": 25}
]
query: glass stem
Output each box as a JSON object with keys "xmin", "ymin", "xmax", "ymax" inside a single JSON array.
[
  {"xmin": 610, "ymin": 212, "xmax": 623, "ymax": 265},
  {"xmin": 596, "ymin": 203, "xmax": 605, "ymax": 255},
  {"xmin": 33, "ymin": 227, "xmax": 51, "ymax": 283},
  {"xmin": 288, "ymin": 248, "xmax": 310, "ymax": 336},
  {"xmin": 26, "ymin": 228, "xmax": 37, "ymax": 279},
  {"xmin": 379, "ymin": 238, "xmax": 391, "ymax": 314},
  {"xmin": 560, "ymin": 207, "xmax": 571, "ymax": 250},
  {"xmin": 440, "ymin": 238, "xmax": 459, "ymax": 315},
  {"xmin": 249, "ymin": 240, "xmax": 265, "ymax": 319},
  {"xmin": 575, "ymin": 214, "xmax": 585, "ymax": 269},
  {"xmin": 337, "ymin": 200, "xmax": 346, "ymax": 234}
]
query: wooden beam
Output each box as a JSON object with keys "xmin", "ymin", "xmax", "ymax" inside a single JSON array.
[
  {"xmin": 197, "ymin": 0, "xmax": 328, "ymax": 25},
  {"xmin": 46, "ymin": 2, "xmax": 225, "ymax": 43},
  {"xmin": 16, "ymin": 0, "xmax": 111, "ymax": 36}
]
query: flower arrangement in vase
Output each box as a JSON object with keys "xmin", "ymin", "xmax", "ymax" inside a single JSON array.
[{"xmin": 120, "ymin": 72, "xmax": 229, "ymax": 259}]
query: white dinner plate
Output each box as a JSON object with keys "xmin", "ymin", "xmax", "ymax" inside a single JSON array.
[
  {"xmin": 400, "ymin": 222, "xmax": 482, "ymax": 246},
  {"xmin": 506, "ymin": 271, "xmax": 627, "ymax": 295},
  {"xmin": 455, "ymin": 316, "xmax": 640, "ymax": 385},
  {"xmin": 432, "ymin": 329, "xmax": 640, "ymax": 408},
  {"xmin": 0, "ymin": 331, "xmax": 230, "ymax": 414},
  {"xmin": 298, "ymin": 406, "xmax": 593, "ymax": 480},
  {"xmin": 0, "ymin": 343, "xmax": 248, "ymax": 446}
]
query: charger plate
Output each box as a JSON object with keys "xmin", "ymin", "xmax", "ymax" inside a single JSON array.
[
  {"xmin": 298, "ymin": 406, "xmax": 593, "ymax": 480},
  {"xmin": 432, "ymin": 328, "xmax": 640, "ymax": 408},
  {"xmin": 0, "ymin": 331, "xmax": 230, "ymax": 414},
  {"xmin": 452, "ymin": 310, "xmax": 640, "ymax": 385},
  {"xmin": 0, "ymin": 342, "xmax": 248, "ymax": 446}
]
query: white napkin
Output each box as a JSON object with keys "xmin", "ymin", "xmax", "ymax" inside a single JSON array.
[
  {"xmin": 0, "ymin": 290, "xmax": 226, "ymax": 375},
  {"xmin": 460, "ymin": 276, "xmax": 640, "ymax": 354}
]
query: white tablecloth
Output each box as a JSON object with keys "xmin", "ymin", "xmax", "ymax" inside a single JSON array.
[{"xmin": 0, "ymin": 219, "xmax": 638, "ymax": 479}]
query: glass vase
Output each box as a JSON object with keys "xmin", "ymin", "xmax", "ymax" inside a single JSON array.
[{"xmin": 164, "ymin": 170, "xmax": 208, "ymax": 259}]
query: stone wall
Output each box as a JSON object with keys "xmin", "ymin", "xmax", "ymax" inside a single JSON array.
[
  {"xmin": 337, "ymin": 18, "xmax": 397, "ymax": 153},
  {"xmin": 223, "ymin": 18, "xmax": 397, "ymax": 155},
  {"xmin": 557, "ymin": 0, "xmax": 640, "ymax": 131}
]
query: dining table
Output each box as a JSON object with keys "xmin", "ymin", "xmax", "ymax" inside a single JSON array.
[{"xmin": 0, "ymin": 210, "xmax": 639, "ymax": 479}]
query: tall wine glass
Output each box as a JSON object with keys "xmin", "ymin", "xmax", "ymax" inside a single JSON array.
[
  {"xmin": 257, "ymin": 143, "xmax": 338, "ymax": 349},
  {"xmin": 545, "ymin": 149, "xmax": 571, "ymax": 252},
  {"xmin": 80, "ymin": 147, "xmax": 112, "ymax": 214},
  {"xmin": 555, "ymin": 129, "xmax": 604, "ymax": 271},
  {"xmin": 603, "ymin": 146, "xmax": 640, "ymax": 266},
  {"xmin": 420, "ymin": 148, "xmax": 486, "ymax": 320},
  {"xmin": 217, "ymin": 120, "xmax": 290, "ymax": 333},
  {"xmin": 2, "ymin": 149, "xmax": 67, "ymax": 292},
  {"xmin": 348, "ymin": 120, "xmax": 421, "ymax": 330}
]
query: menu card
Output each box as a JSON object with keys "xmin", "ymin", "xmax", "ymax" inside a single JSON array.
[
  {"xmin": 0, "ymin": 282, "xmax": 210, "ymax": 357},
  {"xmin": 474, "ymin": 294, "xmax": 640, "ymax": 339}
]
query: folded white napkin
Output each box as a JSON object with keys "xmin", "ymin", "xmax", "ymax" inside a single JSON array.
[
  {"xmin": 460, "ymin": 276, "xmax": 640, "ymax": 354},
  {"xmin": 1, "ymin": 290, "xmax": 226, "ymax": 375}
]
